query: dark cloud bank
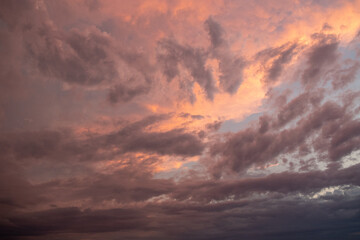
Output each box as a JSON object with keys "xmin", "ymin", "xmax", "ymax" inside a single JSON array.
[{"xmin": 1, "ymin": 1, "xmax": 360, "ymax": 240}]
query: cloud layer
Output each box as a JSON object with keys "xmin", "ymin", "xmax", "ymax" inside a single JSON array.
[{"xmin": 1, "ymin": 0, "xmax": 360, "ymax": 239}]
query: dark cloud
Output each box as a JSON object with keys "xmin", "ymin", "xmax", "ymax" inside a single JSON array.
[
  {"xmin": 0, "ymin": 130, "xmax": 65, "ymax": 160},
  {"xmin": 331, "ymin": 60, "xmax": 360, "ymax": 90},
  {"xmin": 0, "ymin": 207, "xmax": 149, "ymax": 238},
  {"xmin": 0, "ymin": 0, "xmax": 153, "ymax": 107},
  {"xmin": 205, "ymin": 17, "xmax": 246, "ymax": 94},
  {"xmin": 274, "ymin": 90, "xmax": 324, "ymax": 128},
  {"xmin": 1, "ymin": 166, "xmax": 360, "ymax": 239},
  {"xmin": 302, "ymin": 34, "xmax": 339, "ymax": 87},
  {"xmin": 2, "ymin": 0, "xmax": 119, "ymax": 86},
  {"xmin": 0, "ymin": 0, "xmax": 34, "ymax": 30},
  {"xmin": 157, "ymin": 39, "xmax": 217, "ymax": 100},
  {"xmin": 0, "ymin": 1, "xmax": 35, "ymax": 107},
  {"xmin": 216, "ymin": 53, "xmax": 246, "ymax": 94},
  {"xmin": 328, "ymin": 119, "xmax": 360, "ymax": 161},
  {"xmin": 204, "ymin": 16, "xmax": 225, "ymax": 49},
  {"xmin": 78, "ymin": 172, "xmax": 173, "ymax": 203},
  {"xmin": 206, "ymin": 120, "xmax": 223, "ymax": 132},
  {"xmin": 26, "ymin": 26, "xmax": 120, "ymax": 86},
  {"xmin": 1, "ymin": 130, "xmax": 360, "ymax": 240},
  {"xmin": 84, "ymin": 0, "xmax": 101, "ymax": 11},
  {"xmin": 208, "ymin": 101, "xmax": 350, "ymax": 176},
  {"xmin": 179, "ymin": 113, "xmax": 205, "ymax": 120},
  {"xmin": 0, "ymin": 159, "xmax": 44, "ymax": 212},
  {"xmin": 107, "ymin": 127, "xmax": 205, "ymax": 157},
  {"xmin": 108, "ymin": 82, "xmax": 150, "ymax": 104},
  {"xmin": 1, "ymin": 2, "xmax": 360, "ymax": 240},
  {"xmin": 267, "ymin": 44, "xmax": 298, "ymax": 81},
  {"xmin": 0, "ymin": 115, "xmax": 204, "ymax": 165},
  {"xmin": 171, "ymin": 163, "xmax": 360, "ymax": 202},
  {"xmin": 99, "ymin": 115, "xmax": 205, "ymax": 157},
  {"xmin": 156, "ymin": 17, "xmax": 246, "ymax": 100},
  {"xmin": 256, "ymin": 42, "xmax": 298, "ymax": 83},
  {"xmin": 36, "ymin": 166, "xmax": 175, "ymax": 205},
  {"xmin": 322, "ymin": 23, "xmax": 333, "ymax": 31}
]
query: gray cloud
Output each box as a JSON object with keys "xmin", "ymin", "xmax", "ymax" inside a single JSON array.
[
  {"xmin": 0, "ymin": 114, "xmax": 205, "ymax": 165},
  {"xmin": 22, "ymin": 12, "xmax": 118, "ymax": 86},
  {"xmin": 108, "ymin": 82, "xmax": 150, "ymax": 104},
  {"xmin": 208, "ymin": 100, "xmax": 353, "ymax": 176},
  {"xmin": 179, "ymin": 113, "xmax": 205, "ymax": 120},
  {"xmin": 1, "ymin": 2, "xmax": 360, "ymax": 240},
  {"xmin": 157, "ymin": 39, "xmax": 217, "ymax": 100},
  {"xmin": 1, "ymin": 164, "xmax": 360, "ymax": 239},
  {"xmin": 107, "ymin": 127, "xmax": 205, "ymax": 157},
  {"xmin": 274, "ymin": 90, "xmax": 324, "ymax": 128},
  {"xmin": 205, "ymin": 17, "xmax": 246, "ymax": 94},
  {"xmin": 331, "ymin": 60, "xmax": 360, "ymax": 90},
  {"xmin": 256, "ymin": 42, "xmax": 299, "ymax": 83},
  {"xmin": 0, "ymin": 207, "xmax": 149, "ymax": 238},
  {"xmin": 171, "ymin": 163, "xmax": 360, "ymax": 202},
  {"xmin": 302, "ymin": 34, "xmax": 339, "ymax": 87},
  {"xmin": 156, "ymin": 17, "xmax": 246, "ymax": 100},
  {"xmin": 0, "ymin": 0, "xmax": 153, "ymax": 108}
]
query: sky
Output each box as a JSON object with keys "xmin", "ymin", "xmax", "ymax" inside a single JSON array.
[{"xmin": 0, "ymin": 0, "xmax": 360, "ymax": 239}]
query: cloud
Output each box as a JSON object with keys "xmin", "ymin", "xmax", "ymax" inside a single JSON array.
[
  {"xmin": 205, "ymin": 17, "xmax": 246, "ymax": 94},
  {"xmin": 1, "ymin": 165, "xmax": 360, "ymax": 239},
  {"xmin": 108, "ymin": 82, "xmax": 150, "ymax": 104},
  {"xmin": 156, "ymin": 17, "xmax": 246, "ymax": 100},
  {"xmin": 328, "ymin": 119, "xmax": 360, "ymax": 161},
  {"xmin": 302, "ymin": 34, "xmax": 339, "ymax": 87},
  {"xmin": 0, "ymin": 114, "xmax": 205, "ymax": 166},
  {"xmin": 157, "ymin": 38, "xmax": 217, "ymax": 101},
  {"xmin": 1, "ymin": 1, "xmax": 360, "ymax": 240},
  {"xmin": 0, "ymin": 130, "xmax": 64, "ymax": 160},
  {"xmin": 208, "ymin": 100, "xmax": 353, "ymax": 176},
  {"xmin": 37, "ymin": 166, "xmax": 175, "ymax": 205},
  {"xmin": 179, "ymin": 113, "xmax": 205, "ymax": 120},
  {"xmin": 0, "ymin": 207, "xmax": 149, "ymax": 238},
  {"xmin": 331, "ymin": 60, "xmax": 360, "ymax": 90},
  {"xmin": 2, "ymin": 1, "xmax": 118, "ymax": 86},
  {"xmin": 204, "ymin": 17, "xmax": 225, "ymax": 48},
  {"xmin": 107, "ymin": 127, "xmax": 205, "ymax": 157},
  {"xmin": 170, "ymin": 163, "xmax": 360, "ymax": 202},
  {"xmin": 256, "ymin": 42, "xmax": 299, "ymax": 84},
  {"xmin": 0, "ymin": 0, "xmax": 155, "ymax": 109},
  {"xmin": 274, "ymin": 91, "xmax": 324, "ymax": 128}
]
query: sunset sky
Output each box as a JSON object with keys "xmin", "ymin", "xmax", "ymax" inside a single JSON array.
[{"xmin": 1, "ymin": 0, "xmax": 360, "ymax": 239}]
